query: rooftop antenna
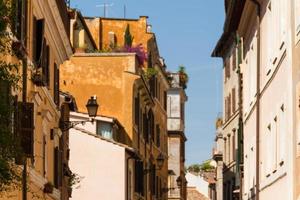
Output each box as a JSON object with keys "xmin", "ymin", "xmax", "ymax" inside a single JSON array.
[
  {"xmin": 96, "ymin": 3, "xmax": 114, "ymax": 17},
  {"xmin": 123, "ymin": 5, "xmax": 126, "ymax": 18}
]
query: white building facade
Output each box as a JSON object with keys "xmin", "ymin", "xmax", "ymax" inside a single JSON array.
[
  {"xmin": 167, "ymin": 73, "xmax": 188, "ymax": 200},
  {"xmin": 68, "ymin": 112, "xmax": 135, "ymax": 200}
]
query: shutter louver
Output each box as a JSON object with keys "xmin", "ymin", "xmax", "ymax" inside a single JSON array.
[
  {"xmin": 17, "ymin": 102, "xmax": 34, "ymax": 156},
  {"xmin": 54, "ymin": 63, "xmax": 59, "ymax": 106},
  {"xmin": 35, "ymin": 19, "xmax": 45, "ymax": 66}
]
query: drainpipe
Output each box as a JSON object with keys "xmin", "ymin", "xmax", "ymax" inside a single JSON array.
[
  {"xmin": 126, "ymin": 153, "xmax": 139, "ymax": 200},
  {"xmin": 22, "ymin": 1, "xmax": 28, "ymax": 197},
  {"xmin": 249, "ymin": 1, "xmax": 261, "ymax": 200}
]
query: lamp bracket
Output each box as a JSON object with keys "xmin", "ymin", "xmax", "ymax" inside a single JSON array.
[{"xmin": 59, "ymin": 119, "xmax": 94, "ymax": 132}]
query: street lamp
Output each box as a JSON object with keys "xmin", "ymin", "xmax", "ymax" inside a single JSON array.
[
  {"xmin": 156, "ymin": 153, "xmax": 165, "ymax": 170},
  {"xmin": 86, "ymin": 96, "xmax": 99, "ymax": 118},
  {"xmin": 60, "ymin": 96, "xmax": 99, "ymax": 131},
  {"xmin": 144, "ymin": 153, "xmax": 165, "ymax": 173},
  {"xmin": 176, "ymin": 176, "xmax": 182, "ymax": 187}
]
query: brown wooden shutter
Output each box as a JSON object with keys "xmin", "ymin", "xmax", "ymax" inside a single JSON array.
[
  {"xmin": 164, "ymin": 91, "xmax": 167, "ymax": 111},
  {"xmin": 54, "ymin": 146, "xmax": 62, "ymax": 188},
  {"xmin": 54, "ymin": 63, "xmax": 59, "ymax": 106},
  {"xmin": 232, "ymin": 88, "xmax": 236, "ymax": 112},
  {"xmin": 35, "ymin": 19, "xmax": 45, "ymax": 65},
  {"xmin": 32, "ymin": 16, "xmax": 37, "ymax": 61},
  {"xmin": 41, "ymin": 44, "xmax": 50, "ymax": 86},
  {"xmin": 134, "ymin": 160, "xmax": 144, "ymax": 195},
  {"xmin": 227, "ymin": 58, "xmax": 231, "ymax": 78},
  {"xmin": 54, "ymin": 147, "xmax": 58, "ymax": 188},
  {"xmin": 143, "ymin": 113, "xmax": 148, "ymax": 142},
  {"xmin": 232, "ymin": 48, "xmax": 236, "ymax": 71},
  {"xmin": 225, "ymin": 98, "xmax": 228, "ymax": 121},
  {"xmin": 17, "ymin": 102, "xmax": 34, "ymax": 156},
  {"xmin": 134, "ymin": 95, "xmax": 139, "ymax": 126},
  {"xmin": 156, "ymin": 125, "xmax": 160, "ymax": 147},
  {"xmin": 228, "ymin": 94, "xmax": 231, "ymax": 117}
]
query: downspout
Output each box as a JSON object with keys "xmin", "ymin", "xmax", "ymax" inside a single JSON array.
[
  {"xmin": 22, "ymin": 0, "xmax": 28, "ymax": 198},
  {"xmin": 249, "ymin": 1, "xmax": 261, "ymax": 200},
  {"xmin": 126, "ymin": 153, "xmax": 137, "ymax": 200},
  {"xmin": 237, "ymin": 33, "xmax": 244, "ymax": 200}
]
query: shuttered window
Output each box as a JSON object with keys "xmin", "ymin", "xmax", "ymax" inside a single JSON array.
[
  {"xmin": 34, "ymin": 18, "xmax": 45, "ymax": 65},
  {"xmin": 134, "ymin": 95, "xmax": 140, "ymax": 127},
  {"xmin": 163, "ymin": 91, "xmax": 167, "ymax": 111},
  {"xmin": 143, "ymin": 113, "xmax": 148, "ymax": 142},
  {"xmin": 134, "ymin": 160, "xmax": 144, "ymax": 195},
  {"xmin": 15, "ymin": 102, "xmax": 34, "ymax": 156},
  {"xmin": 232, "ymin": 48, "xmax": 236, "ymax": 71},
  {"xmin": 54, "ymin": 146, "xmax": 62, "ymax": 188},
  {"xmin": 12, "ymin": 0, "xmax": 27, "ymax": 43},
  {"xmin": 0, "ymin": 80, "xmax": 10, "ymax": 128},
  {"xmin": 41, "ymin": 41, "xmax": 50, "ymax": 86},
  {"xmin": 148, "ymin": 110, "xmax": 154, "ymax": 141},
  {"xmin": 150, "ymin": 164, "xmax": 156, "ymax": 195},
  {"xmin": 232, "ymin": 88, "xmax": 236, "ymax": 112},
  {"xmin": 54, "ymin": 63, "xmax": 59, "ymax": 106},
  {"xmin": 150, "ymin": 76, "xmax": 156, "ymax": 97},
  {"xmin": 156, "ymin": 125, "xmax": 160, "ymax": 147}
]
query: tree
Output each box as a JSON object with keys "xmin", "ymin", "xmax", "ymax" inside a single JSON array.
[
  {"xmin": 0, "ymin": 0, "xmax": 22, "ymax": 191},
  {"xmin": 124, "ymin": 24, "xmax": 134, "ymax": 47},
  {"xmin": 187, "ymin": 164, "xmax": 201, "ymax": 174}
]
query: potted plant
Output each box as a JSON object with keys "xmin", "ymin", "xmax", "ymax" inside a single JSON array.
[
  {"xmin": 144, "ymin": 67, "xmax": 158, "ymax": 80},
  {"xmin": 68, "ymin": 171, "xmax": 81, "ymax": 197},
  {"xmin": 178, "ymin": 65, "xmax": 188, "ymax": 89},
  {"xmin": 43, "ymin": 182, "xmax": 54, "ymax": 193}
]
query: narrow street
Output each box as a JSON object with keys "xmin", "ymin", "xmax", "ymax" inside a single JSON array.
[{"xmin": 0, "ymin": 0, "xmax": 299, "ymax": 200}]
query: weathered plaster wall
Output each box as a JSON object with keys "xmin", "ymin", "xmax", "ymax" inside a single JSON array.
[{"xmin": 60, "ymin": 54, "xmax": 138, "ymax": 142}]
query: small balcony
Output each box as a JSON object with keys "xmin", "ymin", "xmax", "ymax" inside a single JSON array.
[{"xmin": 212, "ymin": 147, "xmax": 223, "ymax": 162}]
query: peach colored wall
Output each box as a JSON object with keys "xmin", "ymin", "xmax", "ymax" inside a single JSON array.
[
  {"xmin": 84, "ymin": 17, "xmax": 152, "ymax": 51},
  {"xmin": 69, "ymin": 129, "xmax": 126, "ymax": 200},
  {"xmin": 60, "ymin": 54, "xmax": 139, "ymax": 141}
]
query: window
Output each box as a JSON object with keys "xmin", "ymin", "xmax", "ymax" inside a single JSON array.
[
  {"xmin": 108, "ymin": 31, "xmax": 116, "ymax": 48},
  {"xmin": 143, "ymin": 113, "xmax": 148, "ymax": 142},
  {"xmin": 164, "ymin": 91, "xmax": 167, "ymax": 111},
  {"xmin": 134, "ymin": 160, "xmax": 144, "ymax": 195},
  {"xmin": 224, "ymin": 58, "xmax": 230, "ymax": 80},
  {"xmin": 232, "ymin": 131, "xmax": 236, "ymax": 162},
  {"xmin": 54, "ymin": 63, "xmax": 59, "ymax": 106},
  {"xmin": 15, "ymin": 102, "xmax": 34, "ymax": 156},
  {"xmin": 12, "ymin": 0, "xmax": 27, "ymax": 43},
  {"xmin": 134, "ymin": 94, "xmax": 140, "ymax": 127},
  {"xmin": 97, "ymin": 121, "xmax": 113, "ymax": 140},
  {"xmin": 148, "ymin": 110, "xmax": 154, "ymax": 141},
  {"xmin": 54, "ymin": 146, "xmax": 62, "ymax": 188},
  {"xmin": 41, "ymin": 41, "xmax": 50, "ymax": 86},
  {"xmin": 232, "ymin": 48, "xmax": 236, "ymax": 71},
  {"xmin": 33, "ymin": 17, "xmax": 45, "ymax": 64},
  {"xmin": 156, "ymin": 124, "xmax": 160, "ymax": 147},
  {"xmin": 232, "ymin": 88, "xmax": 236, "ymax": 112}
]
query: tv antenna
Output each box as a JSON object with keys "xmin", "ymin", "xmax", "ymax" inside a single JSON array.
[{"xmin": 96, "ymin": 3, "xmax": 114, "ymax": 17}]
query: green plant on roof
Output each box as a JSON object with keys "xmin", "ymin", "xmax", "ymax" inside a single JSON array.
[
  {"xmin": 144, "ymin": 67, "xmax": 158, "ymax": 80},
  {"xmin": 178, "ymin": 65, "xmax": 188, "ymax": 89},
  {"xmin": 124, "ymin": 24, "xmax": 134, "ymax": 47}
]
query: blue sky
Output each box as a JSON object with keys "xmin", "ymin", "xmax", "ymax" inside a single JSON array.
[{"xmin": 70, "ymin": 0, "xmax": 225, "ymax": 165}]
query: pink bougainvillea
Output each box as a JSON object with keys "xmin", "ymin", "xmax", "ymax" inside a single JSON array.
[{"xmin": 124, "ymin": 44, "xmax": 147, "ymax": 67}]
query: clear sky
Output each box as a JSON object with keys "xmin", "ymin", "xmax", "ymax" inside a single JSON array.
[{"xmin": 70, "ymin": 0, "xmax": 225, "ymax": 166}]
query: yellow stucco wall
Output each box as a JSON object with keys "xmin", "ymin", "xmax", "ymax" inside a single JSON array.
[
  {"xmin": 84, "ymin": 17, "xmax": 153, "ymax": 52},
  {"xmin": 60, "ymin": 54, "xmax": 139, "ymax": 142}
]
